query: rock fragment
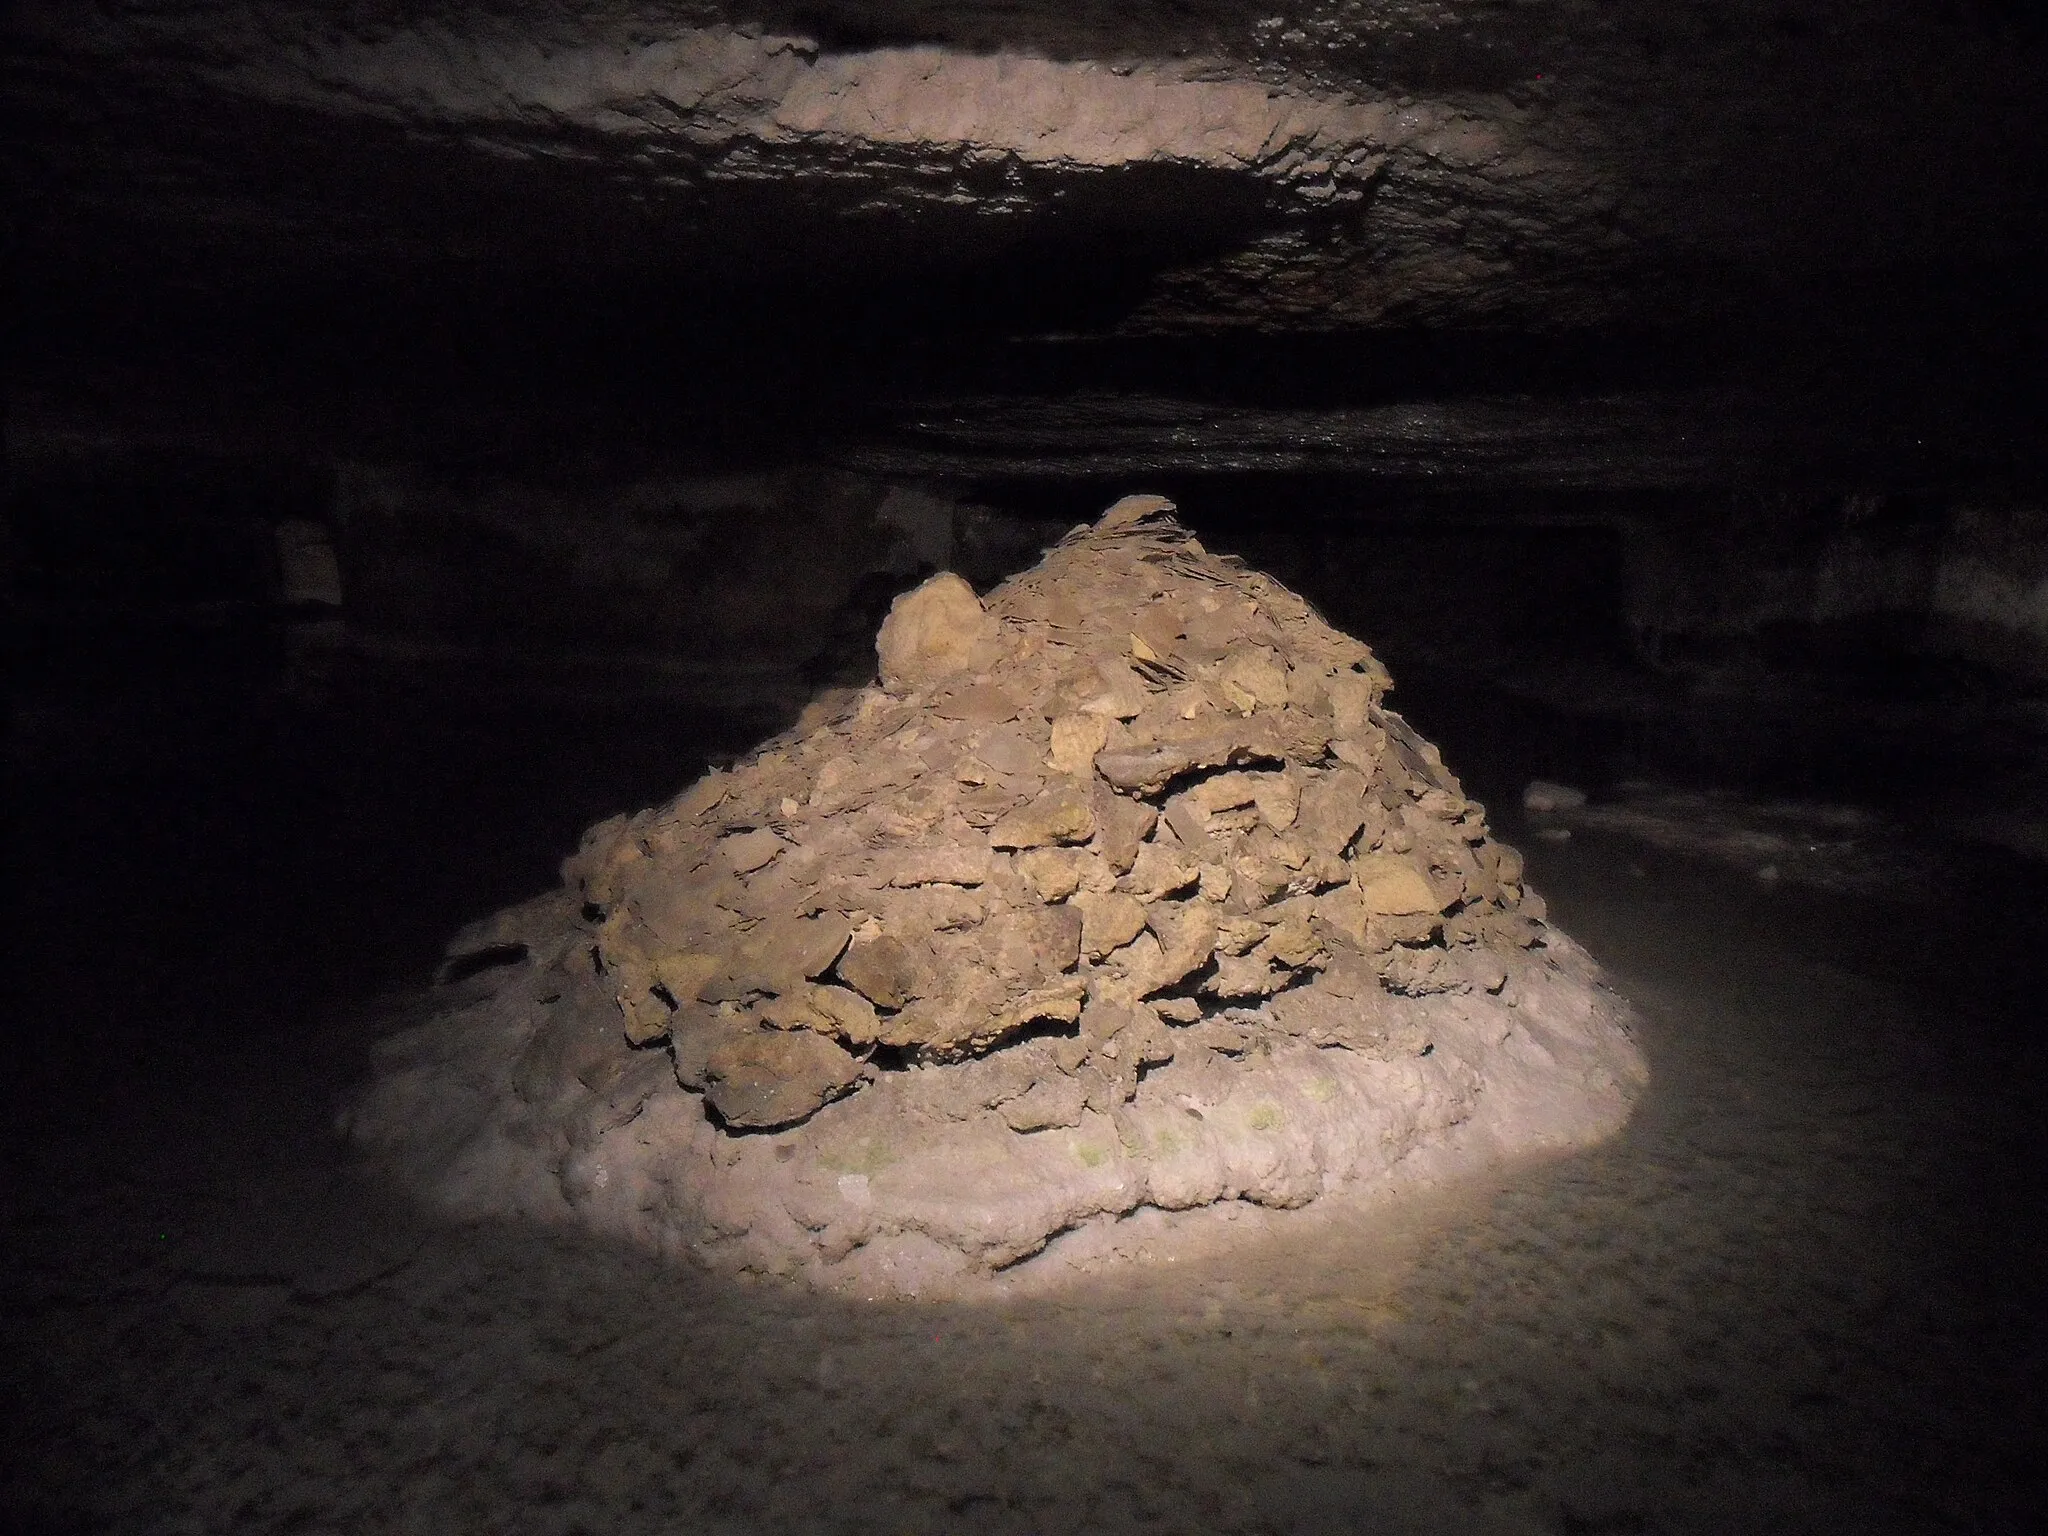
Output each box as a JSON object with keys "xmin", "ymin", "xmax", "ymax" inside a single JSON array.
[
  {"xmin": 988, "ymin": 784, "xmax": 1096, "ymax": 849},
  {"xmin": 703, "ymin": 1029, "xmax": 862, "ymax": 1129},
  {"xmin": 1072, "ymin": 891, "xmax": 1149, "ymax": 960},
  {"xmin": 837, "ymin": 932, "xmax": 928, "ymax": 1009},
  {"xmin": 876, "ymin": 572, "xmax": 1002, "ymax": 690},
  {"xmin": 1048, "ymin": 712, "xmax": 1110, "ymax": 776}
]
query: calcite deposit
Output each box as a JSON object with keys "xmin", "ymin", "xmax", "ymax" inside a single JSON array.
[{"xmin": 347, "ymin": 497, "xmax": 1644, "ymax": 1291}]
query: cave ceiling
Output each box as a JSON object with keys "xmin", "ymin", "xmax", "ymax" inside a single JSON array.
[{"xmin": 7, "ymin": 2, "xmax": 2045, "ymax": 483}]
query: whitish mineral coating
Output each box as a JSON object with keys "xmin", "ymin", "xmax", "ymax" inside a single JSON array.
[{"xmin": 345, "ymin": 497, "xmax": 1645, "ymax": 1290}]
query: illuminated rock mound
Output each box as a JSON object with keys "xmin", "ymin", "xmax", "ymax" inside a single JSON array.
[{"xmin": 347, "ymin": 497, "xmax": 1644, "ymax": 1292}]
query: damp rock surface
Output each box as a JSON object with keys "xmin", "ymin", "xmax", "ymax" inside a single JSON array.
[{"xmin": 347, "ymin": 497, "xmax": 1644, "ymax": 1290}]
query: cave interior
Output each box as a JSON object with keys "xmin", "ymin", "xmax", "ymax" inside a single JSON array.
[{"xmin": 6, "ymin": 2, "xmax": 2048, "ymax": 1532}]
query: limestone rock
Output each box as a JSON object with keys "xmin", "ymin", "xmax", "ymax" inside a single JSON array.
[
  {"xmin": 876, "ymin": 572, "xmax": 1002, "ymax": 691},
  {"xmin": 703, "ymin": 1029, "xmax": 862, "ymax": 1129},
  {"xmin": 1015, "ymin": 848, "xmax": 1091, "ymax": 902},
  {"xmin": 1145, "ymin": 900, "xmax": 1221, "ymax": 993},
  {"xmin": 1048, "ymin": 712, "xmax": 1110, "ymax": 776},
  {"xmin": 1350, "ymin": 853, "xmax": 1444, "ymax": 917},
  {"xmin": 1089, "ymin": 786, "xmax": 1158, "ymax": 872},
  {"xmin": 837, "ymin": 932, "xmax": 929, "ymax": 1009},
  {"xmin": 988, "ymin": 784, "xmax": 1095, "ymax": 849},
  {"xmin": 1072, "ymin": 891, "xmax": 1148, "ymax": 960},
  {"xmin": 719, "ymin": 828, "xmax": 786, "ymax": 875}
]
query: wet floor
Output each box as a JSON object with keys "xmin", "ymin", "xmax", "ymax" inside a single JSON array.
[{"xmin": 5, "ymin": 661, "xmax": 2046, "ymax": 1535}]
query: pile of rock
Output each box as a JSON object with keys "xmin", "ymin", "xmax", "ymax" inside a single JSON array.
[
  {"xmin": 347, "ymin": 497, "xmax": 1640, "ymax": 1292},
  {"xmin": 566, "ymin": 496, "xmax": 1545, "ymax": 1128}
]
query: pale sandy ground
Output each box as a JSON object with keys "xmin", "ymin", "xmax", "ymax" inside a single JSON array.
[{"xmin": 6, "ymin": 694, "xmax": 2045, "ymax": 1535}]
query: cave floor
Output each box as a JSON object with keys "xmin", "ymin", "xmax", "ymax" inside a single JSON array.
[{"xmin": 5, "ymin": 663, "xmax": 2046, "ymax": 1536}]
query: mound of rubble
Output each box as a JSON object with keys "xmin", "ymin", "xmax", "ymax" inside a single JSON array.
[{"xmin": 347, "ymin": 497, "xmax": 1644, "ymax": 1292}]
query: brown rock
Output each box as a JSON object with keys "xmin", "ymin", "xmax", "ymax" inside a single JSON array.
[
  {"xmin": 1089, "ymin": 786, "xmax": 1158, "ymax": 872},
  {"xmin": 1014, "ymin": 847, "xmax": 1091, "ymax": 902},
  {"xmin": 876, "ymin": 572, "xmax": 1002, "ymax": 691},
  {"xmin": 754, "ymin": 989, "xmax": 828, "ymax": 1033},
  {"xmin": 718, "ymin": 828, "xmax": 787, "ymax": 876},
  {"xmin": 968, "ymin": 724, "xmax": 1041, "ymax": 777},
  {"xmin": 1382, "ymin": 946, "xmax": 1456, "ymax": 996},
  {"xmin": 1215, "ymin": 647, "xmax": 1290, "ymax": 714},
  {"xmin": 984, "ymin": 904, "xmax": 1085, "ymax": 981},
  {"xmin": 887, "ymin": 973, "xmax": 1086, "ymax": 1058},
  {"xmin": 806, "ymin": 983, "xmax": 885, "ymax": 1039},
  {"xmin": 1121, "ymin": 840, "xmax": 1201, "ymax": 901},
  {"xmin": 1048, "ymin": 712, "xmax": 1111, "ymax": 776},
  {"xmin": 1123, "ymin": 1013, "xmax": 1179, "ymax": 1068},
  {"xmin": 1203, "ymin": 952, "xmax": 1280, "ymax": 998},
  {"xmin": 1096, "ymin": 711, "xmax": 1328, "ymax": 796},
  {"xmin": 1297, "ymin": 768, "xmax": 1371, "ymax": 857},
  {"xmin": 1384, "ymin": 709, "xmax": 1458, "ymax": 795},
  {"xmin": 1268, "ymin": 986, "xmax": 1427, "ymax": 1057},
  {"xmin": 1361, "ymin": 912, "xmax": 1438, "ymax": 951},
  {"xmin": 703, "ymin": 1028, "xmax": 862, "ymax": 1129},
  {"xmin": 957, "ymin": 782, "xmax": 1031, "ymax": 828},
  {"xmin": 1323, "ymin": 671, "xmax": 1380, "ymax": 736},
  {"xmin": 1109, "ymin": 930, "xmax": 1167, "ymax": 992},
  {"xmin": 649, "ymin": 950, "xmax": 722, "ymax": 1005},
  {"xmin": 702, "ymin": 913, "xmax": 854, "ymax": 1000},
  {"xmin": 1215, "ymin": 914, "xmax": 1268, "ymax": 956},
  {"xmin": 879, "ymin": 969, "xmax": 1007, "ymax": 1053},
  {"xmin": 1225, "ymin": 849, "xmax": 1295, "ymax": 912},
  {"xmin": 1096, "ymin": 493, "xmax": 1179, "ymax": 531},
  {"xmin": 755, "ymin": 982, "xmax": 882, "ymax": 1045},
  {"xmin": 1312, "ymin": 886, "xmax": 1374, "ymax": 951},
  {"xmin": 1073, "ymin": 890, "xmax": 1148, "ymax": 959},
  {"xmin": 1080, "ymin": 989, "xmax": 1147, "ymax": 1045},
  {"xmin": 459, "ymin": 498, "xmax": 1566, "ymax": 1142},
  {"xmin": 988, "ymin": 784, "xmax": 1096, "ymax": 849},
  {"xmin": 1173, "ymin": 769, "xmax": 1299, "ymax": 833},
  {"xmin": 1161, "ymin": 793, "xmax": 1219, "ymax": 857},
  {"xmin": 881, "ymin": 884, "xmax": 987, "ymax": 934},
  {"xmin": 1145, "ymin": 900, "xmax": 1220, "ymax": 991},
  {"xmin": 1176, "ymin": 771, "xmax": 1251, "ymax": 825},
  {"xmin": 1257, "ymin": 910, "xmax": 1324, "ymax": 970},
  {"xmin": 1351, "ymin": 853, "xmax": 1444, "ymax": 917},
  {"xmin": 1079, "ymin": 658, "xmax": 1149, "ymax": 720},
  {"xmin": 616, "ymin": 984, "xmax": 674, "ymax": 1046},
  {"xmin": 670, "ymin": 1006, "xmax": 747, "ymax": 1091},
  {"xmin": 931, "ymin": 682, "xmax": 1021, "ymax": 724},
  {"xmin": 1180, "ymin": 1018, "xmax": 1252, "ymax": 1055},
  {"xmin": 837, "ymin": 932, "xmax": 929, "ymax": 1009}
]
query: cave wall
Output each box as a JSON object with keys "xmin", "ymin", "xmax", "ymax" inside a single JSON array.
[
  {"xmin": 1616, "ymin": 493, "xmax": 2048, "ymax": 685},
  {"xmin": 1927, "ymin": 501, "xmax": 2048, "ymax": 680},
  {"xmin": 331, "ymin": 467, "xmax": 908, "ymax": 682},
  {"xmin": 1620, "ymin": 494, "xmax": 1942, "ymax": 678},
  {"xmin": 19, "ymin": 445, "xmax": 2045, "ymax": 701}
]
